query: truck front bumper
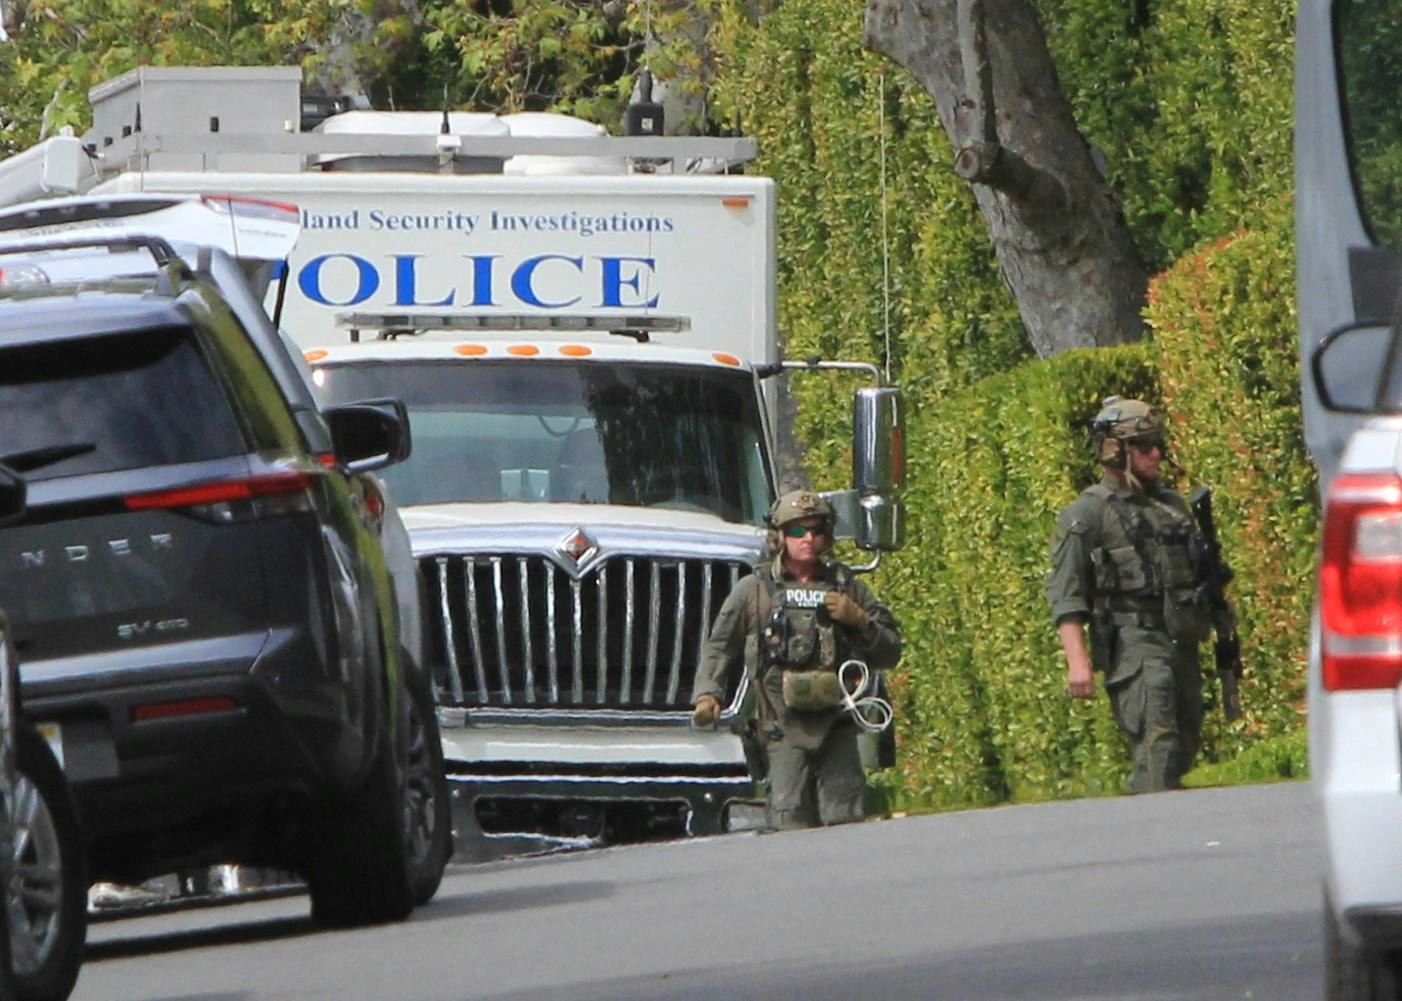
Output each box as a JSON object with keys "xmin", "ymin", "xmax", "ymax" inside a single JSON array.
[{"xmin": 436, "ymin": 711, "xmax": 754, "ymax": 852}]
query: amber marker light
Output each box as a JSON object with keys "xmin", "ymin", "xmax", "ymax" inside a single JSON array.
[
  {"xmin": 559, "ymin": 344, "xmax": 593, "ymax": 357},
  {"xmin": 454, "ymin": 344, "xmax": 488, "ymax": 356},
  {"xmin": 722, "ymin": 197, "xmax": 751, "ymax": 208},
  {"xmin": 304, "ymin": 349, "xmax": 328, "ymax": 362},
  {"xmin": 507, "ymin": 344, "xmax": 540, "ymax": 356},
  {"xmin": 713, "ymin": 352, "xmax": 741, "ymax": 366}
]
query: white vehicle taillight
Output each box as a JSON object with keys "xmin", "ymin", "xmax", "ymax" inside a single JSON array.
[
  {"xmin": 200, "ymin": 195, "xmax": 300, "ymax": 225},
  {"xmin": 1321, "ymin": 473, "xmax": 1402, "ymax": 689}
]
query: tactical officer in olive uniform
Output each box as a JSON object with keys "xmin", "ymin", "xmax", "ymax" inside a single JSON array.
[
  {"xmin": 691, "ymin": 491, "xmax": 901, "ymax": 830},
  {"xmin": 1047, "ymin": 398, "xmax": 1235, "ymax": 793}
]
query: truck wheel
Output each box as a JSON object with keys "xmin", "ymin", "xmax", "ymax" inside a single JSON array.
[
  {"xmin": 305, "ymin": 686, "xmax": 416, "ymax": 929},
  {"xmin": 405, "ymin": 676, "xmax": 451, "ymax": 906},
  {"xmin": 1325, "ymin": 892, "xmax": 1402, "ymax": 1001},
  {"xmin": 10, "ymin": 728, "xmax": 86, "ymax": 1001}
]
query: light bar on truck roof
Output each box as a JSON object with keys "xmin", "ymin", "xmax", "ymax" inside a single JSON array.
[{"xmin": 334, "ymin": 312, "xmax": 691, "ymax": 342}]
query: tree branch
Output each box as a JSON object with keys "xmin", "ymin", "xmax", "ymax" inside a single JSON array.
[{"xmin": 952, "ymin": 141, "xmax": 1069, "ymax": 213}]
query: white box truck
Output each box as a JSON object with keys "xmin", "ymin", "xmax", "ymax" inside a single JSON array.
[{"xmin": 0, "ymin": 66, "xmax": 905, "ymax": 853}]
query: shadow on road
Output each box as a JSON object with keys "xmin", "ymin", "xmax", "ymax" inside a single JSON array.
[
  {"xmin": 83, "ymin": 915, "xmax": 313, "ymax": 963},
  {"xmin": 80, "ymin": 879, "xmax": 616, "ymax": 964},
  {"xmin": 466, "ymin": 911, "xmax": 1320, "ymax": 1001},
  {"xmin": 417, "ymin": 878, "xmax": 617, "ymax": 922}
]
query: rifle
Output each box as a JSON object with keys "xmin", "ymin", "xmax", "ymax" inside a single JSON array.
[{"xmin": 1189, "ymin": 486, "xmax": 1243, "ymax": 720}]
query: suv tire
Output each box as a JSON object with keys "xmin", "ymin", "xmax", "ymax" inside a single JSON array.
[
  {"xmin": 404, "ymin": 673, "xmax": 451, "ymax": 906},
  {"xmin": 10, "ymin": 728, "xmax": 85, "ymax": 1001},
  {"xmin": 305, "ymin": 710, "xmax": 415, "ymax": 928}
]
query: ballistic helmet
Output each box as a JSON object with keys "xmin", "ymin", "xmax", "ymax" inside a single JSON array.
[
  {"xmin": 1091, "ymin": 397, "xmax": 1166, "ymax": 466},
  {"xmin": 768, "ymin": 490, "xmax": 834, "ymax": 528}
]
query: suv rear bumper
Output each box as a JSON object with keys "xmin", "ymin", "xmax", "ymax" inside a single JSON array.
[
  {"xmin": 20, "ymin": 628, "xmax": 367, "ymax": 834},
  {"xmin": 1321, "ymin": 779, "xmax": 1402, "ymax": 950},
  {"xmin": 1315, "ymin": 663, "xmax": 1402, "ymax": 950}
]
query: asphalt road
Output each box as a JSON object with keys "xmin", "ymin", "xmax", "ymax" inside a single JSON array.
[{"xmin": 71, "ymin": 780, "xmax": 1321, "ymax": 1001}]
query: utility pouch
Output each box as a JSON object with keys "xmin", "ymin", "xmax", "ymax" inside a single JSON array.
[
  {"xmin": 781, "ymin": 668, "xmax": 845, "ymax": 711},
  {"xmin": 1163, "ymin": 586, "xmax": 1212, "ymax": 646},
  {"xmin": 1104, "ymin": 545, "xmax": 1151, "ymax": 593},
  {"xmin": 766, "ymin": 607, "xmax": 821, "ymax": 668}
]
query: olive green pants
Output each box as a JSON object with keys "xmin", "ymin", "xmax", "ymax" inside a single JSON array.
[
  {"xmin": 764, "ymin": 716, "xmax": 865, "ymax": 829},
  {"xmin": 1107, "ymin": 653, "xmax": 1203, "ymax": 793}
]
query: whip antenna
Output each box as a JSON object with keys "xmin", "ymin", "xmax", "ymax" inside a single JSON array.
[{"xmin": 878, "ymin": 70, "xmax": 892, "ymax": 383}]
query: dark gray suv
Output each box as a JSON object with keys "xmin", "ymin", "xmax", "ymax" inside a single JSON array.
[{"xmin": 0, "ymin": 237, "xmax": 450, "ymax": 938}]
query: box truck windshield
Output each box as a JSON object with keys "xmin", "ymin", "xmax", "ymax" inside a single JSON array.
[{"xmin": 314, "ymin": 359, "xmax": 772, "ymax": 524}]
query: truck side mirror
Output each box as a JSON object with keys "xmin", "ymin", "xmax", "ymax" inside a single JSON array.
[
  {"xmin": 0, "ymin": 466, "xmax": 26, "ymax": 527},
  {"xmin": 1312, "ymin": 321, "xmax": 1398, "ymax": 413},
  {"xmin": 853, "ymin": 387, "xmax": 905, "ymax": 493},
  {"xmin": 820, "ymin": 490, "xmax": 906, "ymax": 552},
  {"xmin": 325, "ymin": 399, "xmax": 413, "ymax": 473},
  {"xmin": 857, "ymin": 493, "xmax": 904, "ymax": 551},
  {"xmin": 839, "ymin": 386, "xmax": 907, "ymax": 552}
]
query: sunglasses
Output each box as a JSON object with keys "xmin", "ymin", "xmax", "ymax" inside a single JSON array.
[
  {"xmin": 783, "ymin": 523, "xmax": 829, "ymax": 538},
  {"xmin": 1130, "ymin": 438, "xmax": 1165, "ymax": 454}
]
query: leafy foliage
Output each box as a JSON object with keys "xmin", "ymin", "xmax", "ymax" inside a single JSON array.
[
  {"xmin": 1037, "ymin": 0, "xmax": 1294, "ymax": 270},
  {"xmin": 0, "ymin": 0, "xmax": 428, "ymax": 152},
  {"xmin": 1146, "ymin": 206, "xmax": 1314, "ymax": 763},
  {"xmin": 863, "ymin": 213, "xmax": 1309, "ymax": 807},
  {"xmin": 707, "ymin": 0, "xmax": 1030, "ymax": 455},
  {"xmin": 424, "ymin": 1, "xmax": 639, "ymax": 124},
  {"xmin": 870, "ymin": 345, "xmax": 1158, "ymax": 806}
]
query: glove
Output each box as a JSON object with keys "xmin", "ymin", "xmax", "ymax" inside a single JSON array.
[
  {"xmin": 692, "ymin": 694, "xmax": 721, "ymax": 728},
  {"xmin": 824, "ymin": 591, "xmax": 870, "ymax": 630}
]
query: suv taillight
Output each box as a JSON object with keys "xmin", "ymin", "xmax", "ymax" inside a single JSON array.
[
  {"xmin": 124, "ymin": 472, "xmax": 314, "ymax": 518},
  {"xmin": 1321, "ymin": 472, "xmax": 1402, "ymax": 690}
]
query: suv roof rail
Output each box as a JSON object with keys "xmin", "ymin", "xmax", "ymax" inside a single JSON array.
[
  {"xmin": 0, "ymin": 234, "xmax": 179, "ymax": 267},
  {"xmin": 0, "ymin": 234, "xmax": 198, "ymax": 296}
]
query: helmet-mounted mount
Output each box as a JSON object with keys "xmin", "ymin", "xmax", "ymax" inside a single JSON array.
[
  {"xmin": 768, "ymin": 490, "xmax": 835, "ymax": 528},
  {"xmin": 1090, "ymin": 396, "xmax": 1166, "ymax": 467}
]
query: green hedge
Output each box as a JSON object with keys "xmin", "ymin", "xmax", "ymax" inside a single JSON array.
[
  {"xmin": 872, "ymin": 345, "xmax": 1157, "ymax": 807},
  {"xmin": 1146, "ymin": 207, "xmax": 1315, "ymax": 761},
  {"xmin": 865, "ymin": 211, "xmax": 1312, "ymax": 810},
  {"xmin": 1036, "ymin": 0, "xmax": 1295, "ymax": 270}
]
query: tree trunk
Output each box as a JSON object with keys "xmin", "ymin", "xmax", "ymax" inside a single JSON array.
[{"xmin": 864, "ymin": 0, "xmax": 1147, "ymax": 357}]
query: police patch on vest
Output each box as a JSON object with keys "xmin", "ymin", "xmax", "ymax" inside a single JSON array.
[{"xmin": 783, "ymin": 587, "xmax": 829, "ymax": 609}]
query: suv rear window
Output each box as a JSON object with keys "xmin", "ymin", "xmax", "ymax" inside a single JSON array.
[{"xmin": 0, "ymin": 327, "xmax": 245, "ymax": 480}]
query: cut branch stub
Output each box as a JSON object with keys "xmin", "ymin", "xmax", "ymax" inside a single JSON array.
[{"xmin": 954, "ymin": 141, "xmax": 1069, "ymax": 216}]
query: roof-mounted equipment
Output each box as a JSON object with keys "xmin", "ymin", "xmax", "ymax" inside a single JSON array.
[{"xmin": 334, "ymin": 312, "xmax": 691, "ymax": 343}]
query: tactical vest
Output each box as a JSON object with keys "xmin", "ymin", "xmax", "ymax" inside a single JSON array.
[
  {"xmin": 750, "ymin": 564, "xmax": 863, "ymax": 714},
  {"xmin": 750, "ymin": 564, "xmax": 858, "ymax": 672},
  {"xmin": 1086, "ymin": 484, "xmax": 1212, "ymax": 646}
]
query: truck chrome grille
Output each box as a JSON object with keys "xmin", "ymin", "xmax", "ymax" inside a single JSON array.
[{"xmin": 421, "ymin": 555, "xmax": 751, "ymax": 709}]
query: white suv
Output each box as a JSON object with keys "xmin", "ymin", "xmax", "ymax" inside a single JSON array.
[{"xmin": 1312, "ymin": 328, "xmax": 1402, "ymax": 999}]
